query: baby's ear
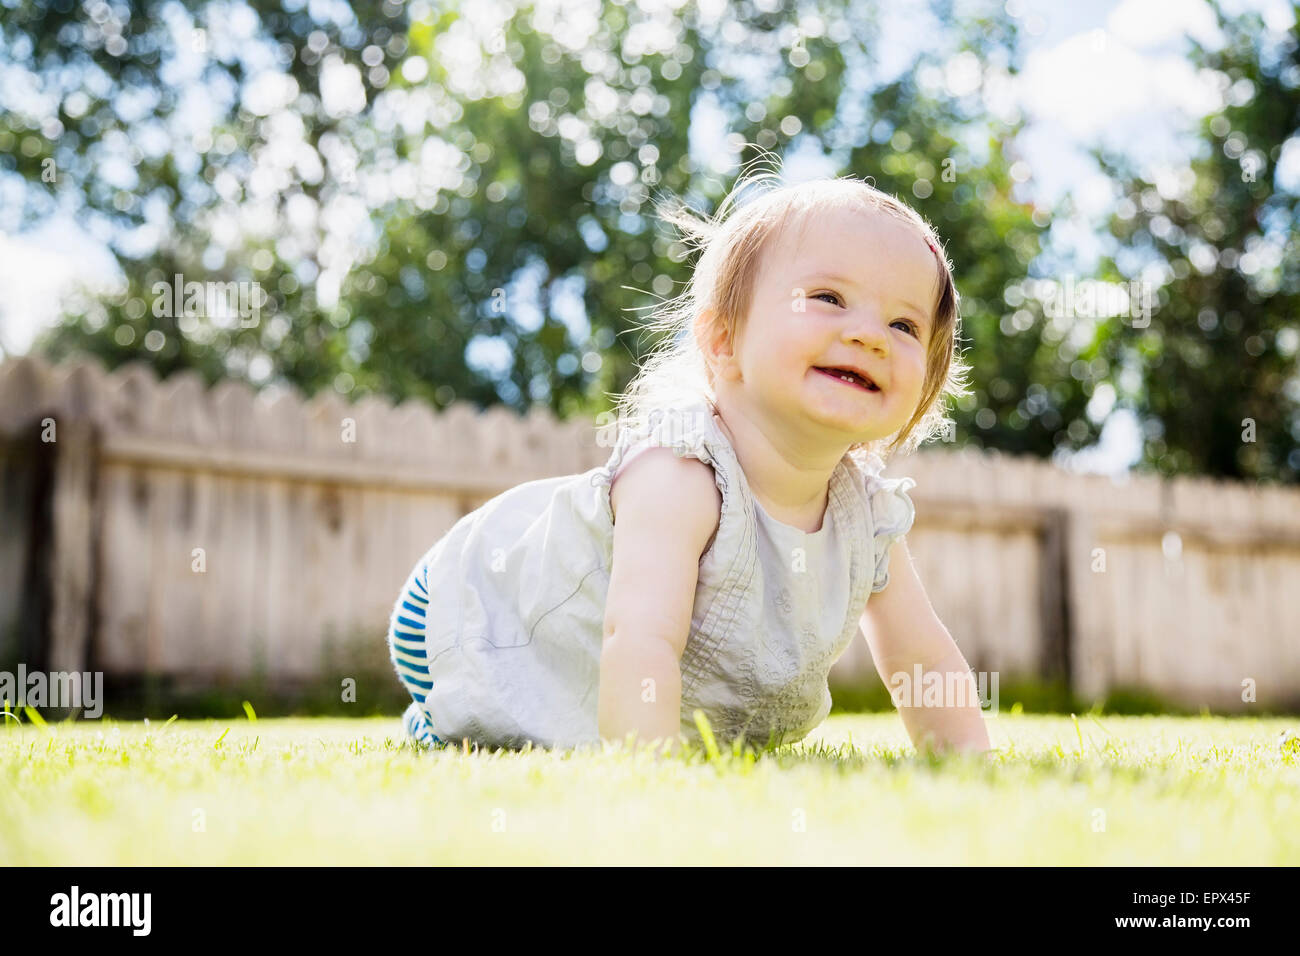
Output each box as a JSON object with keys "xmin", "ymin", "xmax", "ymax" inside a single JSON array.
[
  {"xmin": 693, "ymin": 307, "xmax": 717, "ymax": 349},
  {"xmin": 696, "ymin": 308, "xmax": 738, "ymax": 376}
]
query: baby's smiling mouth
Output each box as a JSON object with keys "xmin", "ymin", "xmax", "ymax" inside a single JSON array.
[{"xmin": 813, "ymin": 367, "xmax": 881, "ymax": 392}]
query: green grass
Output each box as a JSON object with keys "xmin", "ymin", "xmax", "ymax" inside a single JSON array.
[{"xmin": 2, "ymin": 711, "xmax": 1297, "ymax": 865}]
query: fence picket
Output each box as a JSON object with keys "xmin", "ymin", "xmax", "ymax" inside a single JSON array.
[{"xmin": 1, "ymin": 354, "xmax": 1297, "ymax": 712}]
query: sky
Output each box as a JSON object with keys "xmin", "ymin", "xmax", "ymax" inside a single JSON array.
[{"xmin": 0, "ymin": 0, "xmax": 1294, "ymax": 476}]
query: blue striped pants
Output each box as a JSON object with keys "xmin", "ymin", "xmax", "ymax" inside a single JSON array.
[{"xmin": 387, "ymin": 559, "xmax": 450, "ymax": 749}]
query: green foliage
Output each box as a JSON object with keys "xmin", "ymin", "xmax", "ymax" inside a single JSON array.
[
  {"xmin": 4, "ymin": 0, "xmax": 412, "ymax": 385},
  {"xmin": 4, "ymin": 0, "xmax": 1292, "ymax": 478},
  {"xmin": 1094, "ymin": 3, "xmax": 1300, "ymax": 480},
  {"xmin": 8, "ymin": 0, "xmax": 1046, "ymax": 429}
]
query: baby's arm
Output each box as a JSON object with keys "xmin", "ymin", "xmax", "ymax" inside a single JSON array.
[
  {"xmin": 598, "ymin": 446, "xmax": 722, "ymax": 754},
  {"xmin": 860, "ymin": 537, "xmax": 992, "ymax": 756}
]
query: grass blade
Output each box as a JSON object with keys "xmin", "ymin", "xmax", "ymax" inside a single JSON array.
[{"xmin": 693, "ymin": 709, "xmax": 720, "ymax": 762}]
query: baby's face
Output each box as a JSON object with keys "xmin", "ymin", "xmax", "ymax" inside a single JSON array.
[{"xmin": 728, "ymin": 206, "xmax": 937, "ymax": 446}]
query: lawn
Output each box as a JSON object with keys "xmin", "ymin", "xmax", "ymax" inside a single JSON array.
[{"xmin": 2, "ymin": 711, "xmax": 1296, "ymax": 865}]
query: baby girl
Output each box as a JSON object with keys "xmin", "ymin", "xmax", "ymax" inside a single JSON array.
[{"xmin": 387, "ymin": 172, "xmax": 991, "ymax": 757}]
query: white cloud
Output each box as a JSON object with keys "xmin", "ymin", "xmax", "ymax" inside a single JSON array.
[
  {"xmin": 0, "ymin": 219, "xmax": 120, "ymax": 356},
  {"xmin": 1020, "ymin": 32, "xmax": 1220, "ymax": 141},
  {"xmin": 1054, "ymin": 407, "xmax": 1144, "ymax": 476},
  {"xmin": 319, "ymin": 56, "xmax": 366, "ymax": 119},
  {"xmin": 1277, "ymin": 136, "xmax": 1300, "ymax": 194},
  {"xmin": 1107, "ymin": 0, "xmax": 1222, "ymax": 50},
  {"xmin": 243, "ymin": 71, "xmax": 299, "ymax": 118}
]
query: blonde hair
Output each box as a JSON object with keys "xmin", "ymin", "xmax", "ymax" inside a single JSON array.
[{"xmin": 608, "ymin": 160, "xmax": 973, "ymax": 465}]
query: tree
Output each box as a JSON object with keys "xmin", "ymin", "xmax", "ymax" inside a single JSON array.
[
  {"xmin": 1094, "ymin": 1, "xmax": 1299, "ymax": 481},
  {"xmin": 3, "ymin": 0, "xmax": 410, "ymax": 385},
  {"xmin": 12, "ymin": 0, "xmax": 1059, "ymax": 459}
]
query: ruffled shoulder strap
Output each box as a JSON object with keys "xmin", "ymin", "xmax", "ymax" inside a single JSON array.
[
  {"xmin": 858, "ymin": 450, "xmax": 918, "ymax": 594},
  {"xmin": 590, "ymin": 398, "xmax": 743, "ymax": 560},
  {"xmin": 597, "ymin": 399, "xmax": 726, "ymax": 484}
]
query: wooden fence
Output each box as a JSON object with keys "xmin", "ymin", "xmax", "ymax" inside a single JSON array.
[{"xmin": 2, "ymin": 352, "xmax": 1297, "ymax": 713}]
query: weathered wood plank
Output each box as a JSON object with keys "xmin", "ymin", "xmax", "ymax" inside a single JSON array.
[{"xmin": 2, "ymin": 355, "xmax": 1299, "ymax": 714}]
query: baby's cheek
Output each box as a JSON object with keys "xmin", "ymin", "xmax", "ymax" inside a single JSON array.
[{"xmin": 904, "ymin": 356, "xmax": 928, "ymax": 390}]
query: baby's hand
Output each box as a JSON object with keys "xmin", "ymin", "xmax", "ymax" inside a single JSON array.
[
  {"xmin": 606, "ymin": 731, "xmax": 686, "ymax": 759},
  {"xmin": 654, "ymin": 735, "xmax": 686, "ymax": 758}
]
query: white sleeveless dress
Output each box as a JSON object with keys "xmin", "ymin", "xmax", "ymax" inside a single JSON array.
[{"xmin": 386, "ymin": 395, "xmax": 917, "ymax": 751}]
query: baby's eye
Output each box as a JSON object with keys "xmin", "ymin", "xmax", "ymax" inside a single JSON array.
[
  {"xmin": 812, "ymin": 291, "xmax": 842, "ymax": 306},
  {"xmin": 891, "ymin": 318, "xmax": 920, "ymax": 338}
]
